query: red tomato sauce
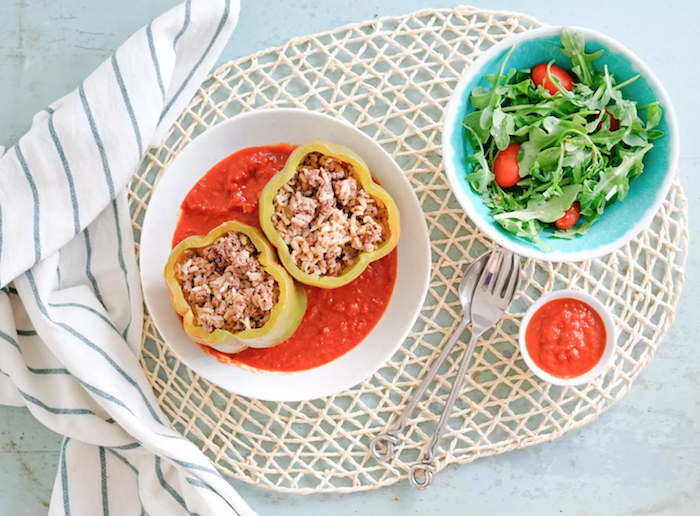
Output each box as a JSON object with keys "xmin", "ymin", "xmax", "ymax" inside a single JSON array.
[
  {"xmin": 173, "ymin": 144, "xmax": 296, "ymax": 242},
  {"xmin": 173, "ymin": 144, "xmax": 398, "ymax": 372},
  {"xmin": 525, "ymin": 298, "xmax": 606, "ymax": 379}
]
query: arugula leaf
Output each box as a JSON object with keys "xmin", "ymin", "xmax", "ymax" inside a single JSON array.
[
  {"xmin": 470, "ymin": 86, "xmax": 492, "ymax": 110},
  {"xmin": 463, "ymin": 125, "xmax": 494, "ymax": 194},
  {"xmin": 644, "ymin": 102, "xmax": 663, "ymax": 130},
  {"xmin": 497, "ymin": 218, "xmax": 547, "ymax": 248},
  {"xmin": 562, "ymin": 140, "xmax": 591, "ymax": 170},
  {"xmin": 479, "ymin": 104, "xmax": 493, "ymax": 130},
  {"xmin": 493, "ymin": 184, "xmax": 582, "ymax": 223},
  {"xmin": 580, "ymin": 145, "xmax": 652, "ymax": 213},
  {"xmin": 622, "ymin": 132, "xmax": 647, "ymax": 147},
  {"xmin": 517, "ymin": 119, "xmax": 571, "ymax": 178},
  {"xmin": 560, "ymin": 27, "xmax": 604, "ymax": 86},
  {"xmin": 491, "ymin": 107, "xmax": 515, "ymax": 151},
  {"xmin": 464, "ymin": 110, "xmax": 489, "ymax": 142}
]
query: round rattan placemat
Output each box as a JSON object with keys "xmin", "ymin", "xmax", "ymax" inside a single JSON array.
[{"xmin": 130, "ymin": 6, "xmax": 688, "ymax": 493}]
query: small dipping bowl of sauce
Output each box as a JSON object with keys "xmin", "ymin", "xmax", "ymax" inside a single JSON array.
[{"xmin": 519, "ymin": 289, "xmax": 617, "ymax": 387}]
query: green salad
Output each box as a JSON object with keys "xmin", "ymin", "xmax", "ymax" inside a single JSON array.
[{"xmin": 463, "ymin": 28, "xmax": 664, "ymax": 245}]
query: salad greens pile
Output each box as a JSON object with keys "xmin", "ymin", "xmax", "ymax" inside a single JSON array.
[{"xmin": 464, "ymin": 27, "xmax": 664, "ymax": 245}]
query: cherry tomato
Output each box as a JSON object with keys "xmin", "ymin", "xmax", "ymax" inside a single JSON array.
[
  {"xmin": 555, "ymin": 201, "xmax": 581, "ymax": 230},
  {"xmin": 493, "ymin": 143, "xmax": 521, "ymax": 188},
  {"xmin": 597, "ymin": 109, "xmax": 620, "ymax": 131},
  {"xmin": 532, "ymin": 63, "xmax": 574, "ymax": 95}
]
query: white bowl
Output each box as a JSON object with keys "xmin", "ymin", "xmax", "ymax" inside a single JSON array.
[
  {"xmin": 518, "ymin": 289, "xmax": 617, "ymax": 387},
  {"xmin": 140, "ymin": 108, "xmax": 431, "ymax": 402}
]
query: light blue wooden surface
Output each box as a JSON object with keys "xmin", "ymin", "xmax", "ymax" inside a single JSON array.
[{"xmin": 1, "ymin": 1, "xmax": 698, "ymax": 514}]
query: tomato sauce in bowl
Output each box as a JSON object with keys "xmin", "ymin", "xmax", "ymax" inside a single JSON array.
[
  {"xmin": 172, "ymin": 144, "xmax": 399, "ymax": 372},
  {"xmin": 523, "ymin": 296, "xmax": 608, "ymax": 380},
  {"xmin": 519, "ymin": 290, "xmax": 617, "ymax": 387}
]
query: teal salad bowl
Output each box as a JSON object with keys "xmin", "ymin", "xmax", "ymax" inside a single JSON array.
[{"xmin": 442, "ymin": 26, "xmax": 679, "ymax": 262}]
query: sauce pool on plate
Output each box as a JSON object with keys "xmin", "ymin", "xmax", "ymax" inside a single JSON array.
[
  {"xmin": 173, "ymin": 144, "xmax": 295, "ymax": 241},
  {"xmin": 173, "ymin": 144, "xmax": 398, "ymax": 372},
  {"xmin": 525, "ymin": 298, "xmax": 606, "ymax": 379}
]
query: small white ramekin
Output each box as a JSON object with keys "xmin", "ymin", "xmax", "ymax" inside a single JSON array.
[{"xmin": 519, "ymin": 289, "xmax": 617, "ymax": 387}]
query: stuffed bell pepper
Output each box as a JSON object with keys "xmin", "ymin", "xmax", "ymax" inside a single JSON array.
[
  {"xmin": 259, "ymin": 141, "xmax": 400, "ymax": 288},
  {"xmin": 164, "ymin": 221, "xmax": 306, "ymax": 354}
]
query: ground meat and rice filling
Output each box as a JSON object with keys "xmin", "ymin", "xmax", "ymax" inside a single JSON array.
[
  {"xmin": 176, "ymin": 231, "xmax": 280, "ymax": 333},
  {"xmin": 271, "ymin": 152, "xmax": 388, "ymax": 276}
]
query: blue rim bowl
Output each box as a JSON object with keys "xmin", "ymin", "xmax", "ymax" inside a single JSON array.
[{"xmin": 442, "ymin": 26, "xmax": 680, "ymax": 262}]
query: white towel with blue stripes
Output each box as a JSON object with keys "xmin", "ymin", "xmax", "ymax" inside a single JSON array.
[{"xmin": 0, "ymin": 1, "xmax": 257, "ymax": 515}]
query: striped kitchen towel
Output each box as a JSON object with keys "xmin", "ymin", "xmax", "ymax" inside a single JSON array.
[{"xmin": 0, "ymin": 1, "xmax": 257, "ymax": 515}]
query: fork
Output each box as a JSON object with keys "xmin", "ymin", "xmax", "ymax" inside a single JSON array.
[
  {"xmin": 408, "ymin": 247, "xmax": 521, "ymax": 490},
  {"xmin": 370, "ymin": 251, "xmax": 491, "ymax": 464}
]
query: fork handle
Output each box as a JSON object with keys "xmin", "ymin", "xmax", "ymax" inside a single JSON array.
[
  {"xmin": 408, "ymin": 327, "xmax": 483, "ymax": 490},
  {"xmin": 370, "ymin": 317, "xmax": 470, "ymax": 463}
]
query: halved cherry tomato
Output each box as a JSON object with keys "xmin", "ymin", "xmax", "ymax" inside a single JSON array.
[
  {"xmin": 532, "ymin": 63, "xmax": 574, "ymax": 95},
  {"xmin": 597, "ymin": 109, "xmax": 620, "ymax": 131},
  {"xmin": 555, "ymin": 201, "xmax": 581, "ymax": 230},
  {"xmin": 494, "ymin": 143, "xmax": 521, "ymax": 188}
]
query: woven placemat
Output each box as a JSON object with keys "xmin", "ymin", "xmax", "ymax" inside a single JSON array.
[{"xmin": 130, "ymin": 6, "xmax": 688, "ymax": 493}]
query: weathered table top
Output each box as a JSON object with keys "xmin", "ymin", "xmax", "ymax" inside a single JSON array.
[{"xmin": 1, "ymin": 1, "xmax": 698, "ymax": 515}]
